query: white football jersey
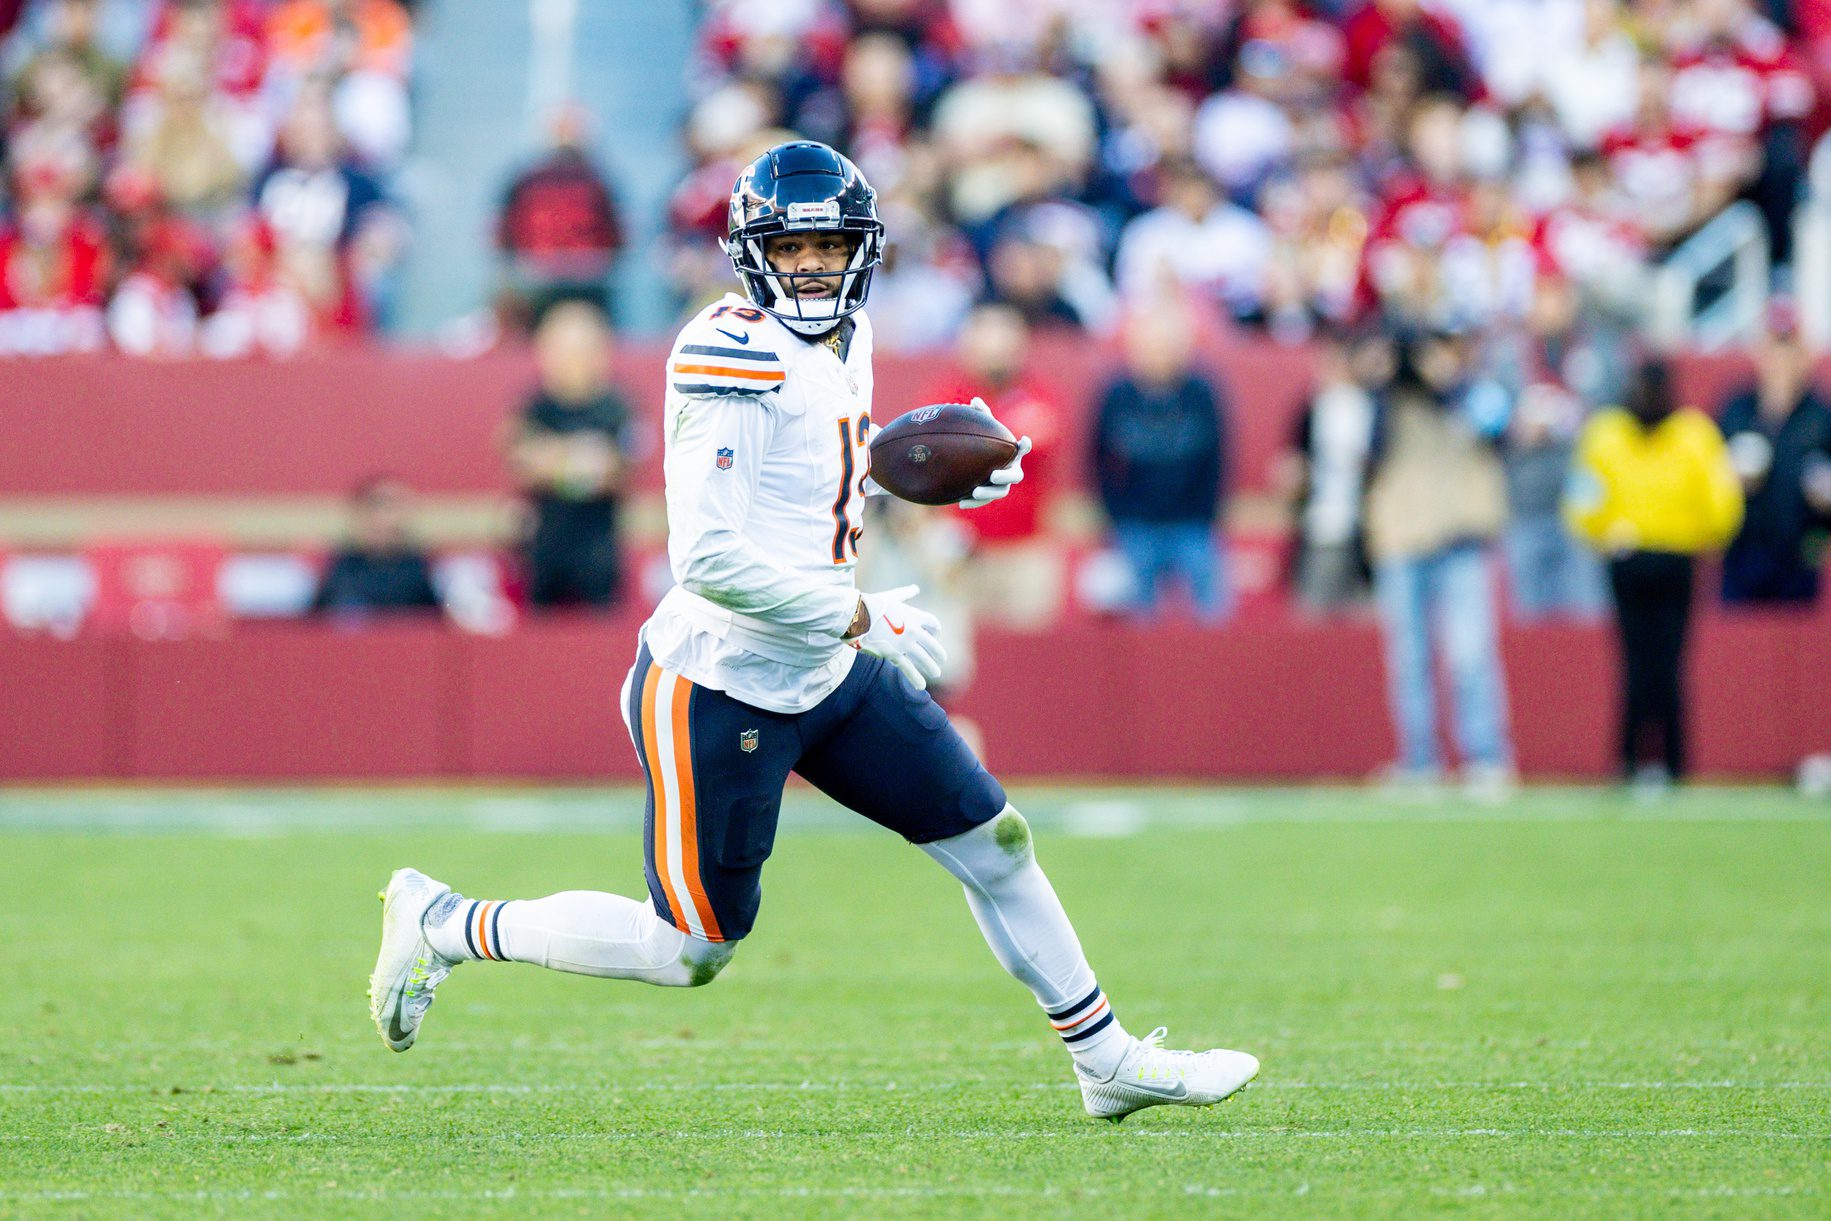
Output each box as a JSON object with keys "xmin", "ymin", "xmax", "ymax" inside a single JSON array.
[{"xmin": 640, "ymin": 293, "xmax": 877, "ymax": 714}]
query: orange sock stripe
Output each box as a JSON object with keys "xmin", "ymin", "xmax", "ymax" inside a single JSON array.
[
  {"xmin": 669, "ymin": 676, "xmax": 724, "ymax": 943},
  {"xmin": 473, "ymin": 901, "xmax": 495, "ymax": 960},
  {"xmin": 641, "ymin": 666, "xmax": 690, "ymax": 930},
  {"xmin": 1050, "ymin": 997, "xmax": 1109, "ymax": 1031}
]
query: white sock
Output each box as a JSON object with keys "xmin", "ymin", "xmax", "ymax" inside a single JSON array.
[
  {"xmin": 424, "ymin": 890, "xmax": 733, "ymax": 987},
  {"xmin": 922, "ymin": 806, "xmax": 1130, "ymax": 1077}
]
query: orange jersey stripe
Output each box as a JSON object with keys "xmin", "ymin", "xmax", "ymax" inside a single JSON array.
[
  {"xmin": 669, "ymin": 676, "xmax": 724, "ymax": 942},
  {"xmin": 1050, "ymin": 997, "xmax": 1109, "ymax": 1030},
  {"xmin": 641, "ymin": 666, "xmax": 690, "ymax": 930},
  {"xmin": 669, "ymin": 362, "xmax": 785, "ymax": 381}
]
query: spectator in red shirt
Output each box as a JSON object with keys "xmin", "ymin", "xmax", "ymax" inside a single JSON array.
[
  {"xmin": 1667, "ymin": 0, "xmax": 1816, "ymax": 261},
  {"xmin": 106, "ymin": 190, "xmax": 215, "ymax": 356},
  {"xmin": 496, "ymin": 103, "xmax": 624, "ymax": 329},
  {"xmin": 1341, "ymin": 0, "xmax": 1480, "ymax": 101},
  {"xmin": 252, "ymin": 88, "xmax": 396, "ymax": 333},
  {"xmin": 0, "ymin": 131, "xmax": 110, "ymax": 354},
  {"xmin": 1599, "ymin": 57, "xmax": 1747, "ymax": 251},
  {"xmin": 198, "ymin": 214, "xmax": 312, "ymax": 356},
  {"xmin": 927, "ymin": 302, "xmax": 1068, "ymax": 628},
  {"xmin": 1362, "ymin": 94, "xmax": 1473, "ymax": 326}
]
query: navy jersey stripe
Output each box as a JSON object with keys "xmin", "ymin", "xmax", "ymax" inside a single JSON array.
[
  {"xmin": 672, "ymin": 382, "xmax": 772, "ymax": 397},
  {"xmin": 679, "ymin": 344, "xmax": 780, "ymax": 363}
]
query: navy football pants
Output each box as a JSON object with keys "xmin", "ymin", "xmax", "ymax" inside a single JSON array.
[{"xmin": 622, "ymin": 642, "xmax": 1006, "ymax": 942}]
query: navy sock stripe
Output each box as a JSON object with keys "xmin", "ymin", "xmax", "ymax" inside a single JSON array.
[
  {"xmin": 460, "ymin": 901, "xmax": 481, "ymax": 959},
  {"xmin": 489, "ymin": 901, "xmax": 508, "ymax": 960},
  {"xmin": 1061, "ymin": 1011, "xmax": 1116, "ymax": 1044},
  {"xmin": 1046, "ymin": 985, "xmax": 1103, "ymax": 1023}
]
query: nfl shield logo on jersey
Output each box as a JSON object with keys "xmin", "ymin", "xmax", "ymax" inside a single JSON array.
[
  {"xmin": 716, "ymin": 447, "xmax": 734, "ymax": 471},
  {"xmin": 739, "ymin": 728, "xmax": 759, "ymax": 754}
]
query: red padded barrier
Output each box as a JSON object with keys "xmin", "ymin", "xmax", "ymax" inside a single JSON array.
[
  {"xmin": 2, "ymin": 348, "xmax": 1821, "ymax": 502},
  {"xmin": 1788, "ymin": 615, "xmax": 1831, "ymax": 751},
  {"xmin": 0, "ymin": 338, "xmax": 1340, "ymax": 500},
  {"xmin": 1501, "ymin": 626, "xmax": 1618, "ymax": 776},
  {"xmin": 5, "ymin": 612, "xmax": 1828, "ymax": 782},
  {"xmin": 3, "ymin": 343, "xmax": 1829, "ymax": 783},
  {"xmin": 457, "ymin": 611, "xmax": 647, "ymax": 779},
  {"xmin": 120, "ymin": 621, "xmax": 454, "ymax": 778},
  {"xmin": 0, "ymin": 635, "xmax": 122, "ymax": 776},
  {"xmin": 1689, "ymin": 613, "xmax": 1807, "ymax": 774}
]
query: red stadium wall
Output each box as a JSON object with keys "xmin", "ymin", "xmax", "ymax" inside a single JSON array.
[
  {"xmin": 0, "ymin": 337, "xmax": 1316, "ymax": 497},
  {"xmin": 4, "ymin": 345, "xmax": 1828, "ymax": 782},
  {"xmin": 0, "ymin": 341, "xmax": 1810, "ymax": 498},
  {"xmin": 3, "ymin": 609, "xmax": 1828, "ymax": 782}
]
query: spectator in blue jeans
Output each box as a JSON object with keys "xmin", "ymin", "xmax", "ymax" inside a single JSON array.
[
  {"xmin": 1091, "ymin": 300, "xmax": 1230, "ymax": 621},
  {"xmin": 1492, "ymin": 277, "xmax": 1617, "ymax": 621},
  {"xmin": 1502, "ymin": 391, "xmax": 1609, "ymax": 621},
  {"xmin": 1364, "ymin": 329, "xmax": 1515, "ymax": 797}
]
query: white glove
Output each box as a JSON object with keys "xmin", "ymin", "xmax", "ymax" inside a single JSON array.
[
  {"xmin": 959, "ymin": 399, "xmax": 1031, "ymax": 509},
  {"xmin": 853, "ymin": 584, "xmax": 945, "ymax": 690}
]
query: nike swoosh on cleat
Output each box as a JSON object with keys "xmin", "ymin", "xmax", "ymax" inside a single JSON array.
[
  {"xmin": 386, "ymin": 1009, "xmax": 413, "ymax": 1047},
  {"xmin": 714, "ymin": 328, "xmax": 750, "ymax": 345},
  {"xmin": 1126, "ymin": 1078, "xmax": 1189, "ymax": 1100}
]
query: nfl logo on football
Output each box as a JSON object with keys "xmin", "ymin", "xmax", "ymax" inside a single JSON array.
[{"xmin": 716, "ymin": 447, "xmax": 734, "ymax": 471}]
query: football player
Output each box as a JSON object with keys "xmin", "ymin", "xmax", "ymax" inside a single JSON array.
[{"xmin": 369, "ymin": 141, "xmax": 1258, "ymax": 1121}]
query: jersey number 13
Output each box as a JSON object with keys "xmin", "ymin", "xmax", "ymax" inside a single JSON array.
[{"xmin": 830, "ymin": 413, "xmax": 871, "ymax": 564}]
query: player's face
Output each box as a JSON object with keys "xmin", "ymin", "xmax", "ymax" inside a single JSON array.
[{"xmin": 762, "ymin": 231, "xmax": 856, "ymax": 299}]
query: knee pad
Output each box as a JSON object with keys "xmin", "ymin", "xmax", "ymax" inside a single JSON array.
[
  {"xmin": 676, "ymin": 936, "xmax": 737, "ymax": 987},
  {"xmin": 925, "ymin": 805, "xmax": 1035, "ymax": 890}
]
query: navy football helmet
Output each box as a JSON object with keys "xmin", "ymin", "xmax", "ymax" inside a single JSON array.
[{"xmin": 725, "ymin": 141, "xmax": 884, "ymax": 335}]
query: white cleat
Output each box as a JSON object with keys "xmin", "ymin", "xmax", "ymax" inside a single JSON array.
[
  {"xmin": 367, "ymin": 867, "xmax": 458, "ymax": 1053},
  {"xmin": 1077, "ymin": 1026, "xmax": 1260, "ymax": 1123}
]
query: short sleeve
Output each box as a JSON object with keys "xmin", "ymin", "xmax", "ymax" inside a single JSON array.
[{"xmin": 669, "ymin": 313, "xmax": 786, "ymax": 399}]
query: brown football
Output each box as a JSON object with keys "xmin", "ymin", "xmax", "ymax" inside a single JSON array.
[{"xmin": 868, "ymin": 403, "xmax": 1019, "ymax": 506}]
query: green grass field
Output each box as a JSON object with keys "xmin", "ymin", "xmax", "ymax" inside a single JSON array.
[{"xmin": 2, "ymin": 785, "xmax": 1827, "ymax": 1218}]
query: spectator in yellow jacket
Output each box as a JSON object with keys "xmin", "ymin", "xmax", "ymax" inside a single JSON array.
[{"xmin": 1565, "ymin": 360, "xmax": 1743, "ymax": 788}]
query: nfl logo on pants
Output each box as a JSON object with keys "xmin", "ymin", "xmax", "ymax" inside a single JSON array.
[{"xmin": 739, "ymin": 728, "xmax": 759, "ymax": 753}]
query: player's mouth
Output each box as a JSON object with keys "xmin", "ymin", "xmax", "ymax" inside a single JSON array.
[{"xmin": 796, "ymin": 279, "xmax": 839, "ymax": 298}]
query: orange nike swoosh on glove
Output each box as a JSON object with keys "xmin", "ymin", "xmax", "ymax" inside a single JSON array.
[{"xmin": 885, "ymin": 617, "xmax": 905, "ymax": 635}]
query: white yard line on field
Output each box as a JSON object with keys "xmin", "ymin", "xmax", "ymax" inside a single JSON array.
[
  {"xmin": 0, "ymin": 786, "xmax": 1822, "ymax": 837},
  {"xmin": 0, "ymin": 1186, "xmax": 1823, "ymax": 1208},
  {"xmin": 0, "ymin": 1128, "xmax": 1823, "ymax": 1144},
  {"xmin": 5, "ymin": 1080, "xmax": 1829, "ymax": 1094},
  {"xmin": 0, "ymin": 1183, "xmax": 1817, "ymax": 1205}
]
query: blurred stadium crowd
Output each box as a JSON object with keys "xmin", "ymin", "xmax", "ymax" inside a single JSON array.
[
  {"xmin": 6, "ymin": 0, "xmax": 1830, "ymax": 354},
  {"xmin": 5, "ymin": 0, "xmax": 1831, "ymax": 788},
  {"xmin": 0, "ymin": 0, "xmax": 416, "ymax": 356},
  {"xmin": 668, "ymin": 0, "xmax": 1829, "ymax": 347}
]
